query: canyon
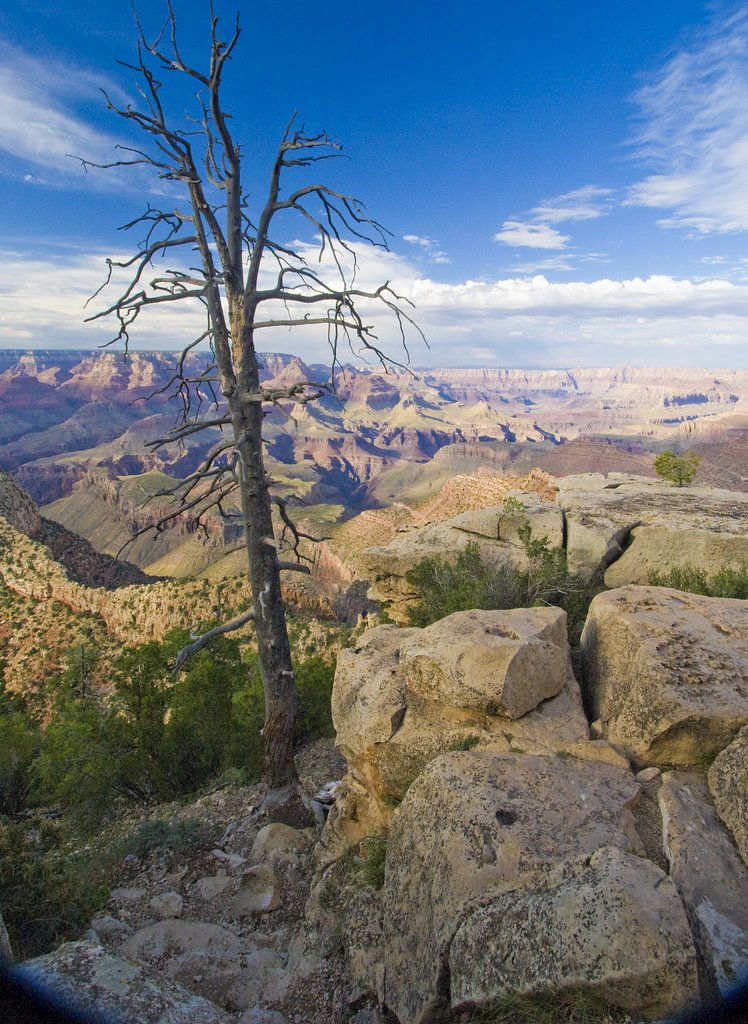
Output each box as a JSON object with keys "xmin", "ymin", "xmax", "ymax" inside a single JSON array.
[{"xmin": 1, "ymin": 350, "xmax": 748, "ymax": 577}]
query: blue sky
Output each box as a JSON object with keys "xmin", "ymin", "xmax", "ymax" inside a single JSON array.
[{"xmin": 2, "ymin": 0, "xmax": 748, "ymax": 367}]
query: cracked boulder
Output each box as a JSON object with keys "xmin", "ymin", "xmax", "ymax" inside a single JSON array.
[
  {"xmin": 322, "ymin": 612, "xmax": 589, "ymax": 858},
  {"xmin": 581, "ymin": 586, "xmax": 748, "ymax": 766},
  {"xmin": 450, "ymin": 846, "xmax": 697, "ymax": 1020},
  {"xmin": 659, "ymin": 771, "xmax": 748, "ymax": 997},
  {"xmin": 381, "ymin": 751, "xmax": 645, "ymax": 1024},
  {"xmin": 708, "ymin": 726, "xmax": 748, "ymax": 867}
]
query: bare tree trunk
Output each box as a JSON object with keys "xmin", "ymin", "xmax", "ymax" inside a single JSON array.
[{"xmin": 230, "ymin": 334, "xmax": 297, "ymax": 790}]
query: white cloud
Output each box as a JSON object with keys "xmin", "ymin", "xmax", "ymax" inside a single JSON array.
[
  {"xmin": 402, "ymin": 233, "xmax": 451, "ymax": 264},
  {"xmin": 531, "ymin": 185, "xmax": 615, "ymax": 224},
  {"xmin": 493, "ymin": 221, "xmax": 570, "ymax": 249},
  {"xmin": 627, "ymin": 8, "xmax": 748, "ymax": 233},
  {"xmin": 4, "ymin": 241, "xmax": 748, "ymax": 368}
]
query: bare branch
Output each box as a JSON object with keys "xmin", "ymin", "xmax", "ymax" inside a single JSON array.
[{"xmin": 173, "ymin": 608, "xmax": 255, "ymax": 674}]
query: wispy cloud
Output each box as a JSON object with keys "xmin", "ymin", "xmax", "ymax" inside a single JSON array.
[
  {"xmin": 627, "ymin": 8, "xmax": 748, "ymax": 234},
  {"xmin": 0, "ymin": 38, "xmax": 143, "ymax": 189},
  {"xmin": 530, "ymin": 185, "xmax": 616, "ymax": 224},
  {"xmin": 493, "ymin": 221, "xmax": 570, "ymax": 250},
  {"xmin": 402, "ymin": 233, "xmax": 451, "ymax": 264}
]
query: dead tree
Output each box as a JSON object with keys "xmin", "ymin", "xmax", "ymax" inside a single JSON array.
[{"xmin": 81, "ymin": 6, "xmax": 421, "ymax": 794}]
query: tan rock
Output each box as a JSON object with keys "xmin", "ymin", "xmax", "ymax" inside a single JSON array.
[
  {"xmin": 659, "ymin": 771, "xmax": 748, "ymax": 997},
  {"xmin": 450, "ymin": 846, "xmax": 697, "ymax": 1020},
  {"xmin": 581, "ymin": 586, "xmax": 748, "ymax": 766},
  {"xmin": 230, "ymin": 865, "xmax": 281, "ymax": 917},
  {"xmin": 149, "ymin": 891, "xmax": 183, "ymax": 919},
  {"xmin": 605, "ymin": 525, "xmax": 748, "ymax": 588},
  {"xmin": 121, "ymin": 919, "xmax": 240, "ymax": 963},
  {"xmin": 195, "ymin": 874, "xmax": 231, "ymax": 900},
  {"xmin": 708, "ymin": 726, "xmax": 748, "ymax": 867},
  {"xmin": 251, "ymin": 823, "xmax": 309, "ymax": 863},
  {"xmin": 400, "ymin": 607, "xmax": 569, "ymax": 718},
  {"xmin": 558, "ymin": 476, "xmax": 748, "ymax": 581},
  {"xmin": 332, "ymin": 625, "xmax": 419, "ymax": 762},
  {"xmin": 18, "ymin": 939, "xmax": 232, "ymax": 1023},
  {"xmin": 383, "ymin": 751, "xmax": 643, "ymax": 1024}
]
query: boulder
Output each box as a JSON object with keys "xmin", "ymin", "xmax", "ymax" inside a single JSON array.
[
  {"xmin": 659, "ymin": 771, "xmax": 748, "ymax": 997},
  {"xmin": 359, "ymin": 496, "xmax": 562, "ymax": 623},
  {"xmin": 251, "ymin": 823, "xmax": 309, "ymax": 864},
  {"xmin": 229, "ymin": 865, "xmax": 281, "ymax": 917},
  {"xmin": 323, "ymin": 613, "xmax": 589, "ymax": 858},
  {"xmin": 149, "ymin": 891, "xmax": 184, "ymax": 919},
  {"xmin": 0, "ymin": 909, "xmax": 12, "ymax": 964},
  {"xmin": 399, "ymin": 607, "xmax": 569, "ymax": 718},
  {"xmin": 332, "ymin": 625, "xmax": 419, "ymax": 761},
  {"xmin": 195, "ymin": 874, "xmax": 231, "ymax": 900},
  {"xmin": 708, "ymin": 726, "xmax": 748, "ymax": 867},
  {"xmin": 121, "ymin": 919, "xmax": 240, "ymax": 963},
  {"xmin": 581, "ymin": 586, "xmax": 748, "ymax": 766},
  {"xmin": 558, "ymin": 476, "xmax": 748, "ymax": 582},
  {"xmin": 90, "ymin": 913, "xmax": 132, "ymax": 941},
  {"xmin": 605, "ymin": 525, "xmax": 748, "ymax": 588},
  {"xmin": 17, "ymin": 939, "xmax": 232, "ymax": 1023},
  {"xmin": 450, "ymin": 846, "xmax": 697, "ymax": 1020},
  {"xmin": 382, "ymin": 751, "xmax": 643, "ymax": 1024}
]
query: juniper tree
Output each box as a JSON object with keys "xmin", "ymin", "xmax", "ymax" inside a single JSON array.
[{"xmin": 80, "ymin": 6, "xmax": 419, "ymax": 796}]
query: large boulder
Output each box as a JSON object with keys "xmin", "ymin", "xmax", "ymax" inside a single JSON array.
[
  {"xmin": 399, "ymin": 607, "xmax": 569, "ymax": 719},
  {"xmin": 558, "ymin": 475, "xmax": 748, "ymax": 582},
  {"xmin": 449, "ymin": 846, "xmax": 697, "ymax": 1020},
  {"xmin": 581, "ymin": 586, "xmax": 748, "ymax": 766},
  {"xmin": 382, "ymin": 751, "xmax": 644, "ymax": 1024},
  {"xmin": 708, "ymin": 726, "xmax": 748, "ymax": 867},
  {"xmin": 323, "ymin": 611, "xmax": 589, "ymax": 857},
  {"xmin": 659, "ymin": 771, "xmax": 748, "ymax": 997},
  {"xmin": 17, "ymin": 939, "xmax": 232, "ymax": 1023},
  {"xmin": 605, "ymin": 525, "xmax": 748, "ymax": 588}
]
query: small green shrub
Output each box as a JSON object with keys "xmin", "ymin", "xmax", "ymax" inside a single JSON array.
[
  {"xmin": 648, "ymin": 561, "xmax": 748, "ymax": 599},
  {"xmin": 654, "ymin": 450, "xmax": 700, "ymax": 487},
  {"xmin": 450, "ymin": 734, "xmax": 481, "ymax": 752},
  {"xmin": 114, "ymin": 816, "xmax": 217, "ymax": 862},
  {"xmin": 358, "ymin": 835, "xmax": 387, "ymax": 889}
]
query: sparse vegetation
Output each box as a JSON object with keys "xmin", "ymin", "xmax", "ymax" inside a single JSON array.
[
  {"xmin": 406, "ymin": 527, "xmax": 599, "ymax": 644},
  {"xmin": 648, "ymin": 561, "xmax": 748, "ymax": 599},
  {"xmin": 460, "ymin": 990, "xmax": 625, "ymax": 1024},
  {"xmin": 359, "ymin": 835, "xmax": 388, "ymax": 889},
  {"xmin": 450, "ymin": 734, "xmax": 481, "ymax": 751}
]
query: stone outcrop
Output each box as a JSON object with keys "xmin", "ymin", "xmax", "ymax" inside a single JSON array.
[
  {"xmin": 449, "ymin": 846, "xmax": 697, "ymax": 1020},
  {"xmin": 17, "ymin": 939, "xmax": 232, "ymax": 1024},
  {"xmin": 324, "ymin": 609, "xmax": 594, "ymax": 858},
  {"xmin": 581, "ymin": 586, "xmax": 748, "ymax": 766},
  {"xmin": 359, "ymin": 493, "xmax": 562, "ymax": 623},
  {"xmin": 557, "ymin": 475, "xmax": 748, "ymax": 582},
  {"xmin": 708, "ymin": 726, "xmax": 748, "ymax": 867},
  {"xmin": 381, "ymin": 751, "xmax": 695, "ymax": 1024},
  {"xmin": 659, "ymin": 772, "xmax": 748, "ymax": 996},
  {"xmin": 399, "ymin": 606, "xmax": 569, "ymax": 718}
]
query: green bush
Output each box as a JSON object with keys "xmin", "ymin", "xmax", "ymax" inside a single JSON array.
[
  {"xmin": 648, "ymin": 561, "xmax": 748, "ymax": 599},
  {"xmin": 654, "ymin": 450, "xmax": 700, "ymax": 486},
  {"xmin": 114, "ymin": 816, "xmax": 218, "ymax": 862},
  {"xmin": 294, "ymin": 655, "xmax": 335, "ymax": 743},
  {"xmin": 0, "ymin": 819, "xmax": 108, "ymax": 959},
  {"xmin": 0, "ymin": 710, "xmax": 39, "ymax": 816},
  {"xmin": 405, "ymin": 538, "xmax": 597, "ymax": 643}
]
